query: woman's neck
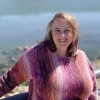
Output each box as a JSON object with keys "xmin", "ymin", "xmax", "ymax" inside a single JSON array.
[{"xmin": 56, "ymin": 49, "xmax": 67, "ymax": 57}]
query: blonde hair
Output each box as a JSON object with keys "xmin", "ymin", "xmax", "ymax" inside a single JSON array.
[{"xmin": 39, "ymin": 12, "xmax": 80, "ymax": 57}]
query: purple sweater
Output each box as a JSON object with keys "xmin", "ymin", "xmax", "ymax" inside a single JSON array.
[{"xmin": 0, "ymin": 43, "xmax": 98, "ymax": 100}]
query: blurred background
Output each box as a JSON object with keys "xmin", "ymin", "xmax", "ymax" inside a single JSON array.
[
  {"xmin": 0, "ymin": 0, "xmax": 100, "ymax": 99},
  {"xmin": 0, "ymin": 0, "xmax": 100, "ymax": 60}
]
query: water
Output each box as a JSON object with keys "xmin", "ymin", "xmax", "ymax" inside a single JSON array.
[{"xmin": 0, "ymin": 12, "xmax": 100, "ymax": 60}]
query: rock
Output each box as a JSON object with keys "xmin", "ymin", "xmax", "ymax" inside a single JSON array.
[
  {"xmin": 11, "ymin": 57, "xmax": 17, "ymax": 62},
  {"xmin": 23, "ymin": 46, "xmax": 29, "ymax": 51},
  {"xmin": 98, "ymin": 56, "xmax": 100, "ymax": 59},
  {"xmin": 2, "ymin": 51, "xmax": 9, "ymax": 55},
  {"xmin": 16, "ymin": 46, "xmax": 23, "ymax": 51},
  {"xmin": 4, "ymin": 63, "xmax": 9, "ymax": 67}
]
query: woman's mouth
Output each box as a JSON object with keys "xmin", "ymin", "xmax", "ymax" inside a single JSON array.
[{"xmin": 59, "ymin": 39, "xmax": 67, "ymax": 43}]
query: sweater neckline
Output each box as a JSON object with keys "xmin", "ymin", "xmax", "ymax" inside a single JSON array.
[
  {"xmin": 47, "ymin": 47, "xmax": 73, "ymax": 60},
  {"xmin": 54, "ymin": 52, "xmax": 70, "ymax": 60}
]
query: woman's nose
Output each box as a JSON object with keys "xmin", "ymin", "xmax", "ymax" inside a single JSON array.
[{"xmin": 61, "ymin": 33, "xmax": 66, "ymax": 37}]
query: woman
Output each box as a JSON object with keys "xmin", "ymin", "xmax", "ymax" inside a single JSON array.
[{"xmin": 0, "ymin": 13, "xmax": 98, "ymax": 100}]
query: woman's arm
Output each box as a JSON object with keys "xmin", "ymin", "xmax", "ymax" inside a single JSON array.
[
  {"xmin": 86, "ymin": 56, "xmax": 98, "ymax": 100},
  {"xmin": 88, "ymin": 64, "xmax": 98, "ymax": 100},
  {"xmin": 0, "ymin": 47, "xmax": 34, "ymax": 97}
]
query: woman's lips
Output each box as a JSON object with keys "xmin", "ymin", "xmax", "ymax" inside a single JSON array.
[{"xmin": 59, "ymin": 39, "xmax": 67, "ymax": 43}]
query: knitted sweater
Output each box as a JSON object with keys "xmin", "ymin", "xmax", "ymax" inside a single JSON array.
[{"xmin": 0, "ymin": 43, "xmax": 98, "ymax": 100}]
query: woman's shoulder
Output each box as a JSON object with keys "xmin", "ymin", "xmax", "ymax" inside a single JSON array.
[
  {"xmin": 75, "ymin": 49, "xmax": 87, "ymax": 58},
  {"xmin": 74, "ymin": 49, "xmax": 90, "ymax": 66},
  {"xmin": 25, "ymin": 43, "xmax": 47, "ymax": 54}
]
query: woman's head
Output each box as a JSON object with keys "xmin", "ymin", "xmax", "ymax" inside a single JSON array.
[{"xmin": 41, "ymin": 12, "xmax": 79, "ymax": 57}]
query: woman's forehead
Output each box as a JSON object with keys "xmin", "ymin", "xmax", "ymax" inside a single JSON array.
[{"xmin": 52, "ymin": 18, "xmax": 71, "ymax": 29}]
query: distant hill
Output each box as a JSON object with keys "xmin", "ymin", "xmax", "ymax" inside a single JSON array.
[{"xmin": 0, "ymin": 0, "xmax": 100, "ymax": 15}]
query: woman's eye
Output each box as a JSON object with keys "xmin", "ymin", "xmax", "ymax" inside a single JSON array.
[
  {"xmin": 64, "ymin": 30, "xmax": 69, "ymax": 33},
  {"xmin": 55, "ymin": 30, "xmax": 60, "ymax": 34}
]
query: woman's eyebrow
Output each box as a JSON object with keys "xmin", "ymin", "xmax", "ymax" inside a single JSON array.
[
  {"xmin": 64, "ymin": 28, "xmax": 70, "ymax": 30},
  {"xmin": 54, "ymin": 28, "xmax": 60, "ymax": 30},
  {"xmin": 54, "ymin": 27, "xmax": 70, "ymax": 30}
]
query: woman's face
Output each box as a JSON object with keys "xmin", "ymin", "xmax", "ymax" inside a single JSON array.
[{"xmin": 51, "ymin": 18, "xmax": 73, "ymax": 52}]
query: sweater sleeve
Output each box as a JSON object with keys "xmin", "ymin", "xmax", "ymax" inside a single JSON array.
[
  {"xmin": 0, "ymin": 47, "xmax": 35, "ymax": 97},
  {"xmin": 88, "ymin": 64, "xmax": 98, "ymax": 100},
  {"xmin": 86, "ymin": 56, "xmax": 98, "ymax": 100}
]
